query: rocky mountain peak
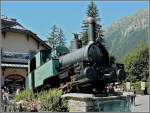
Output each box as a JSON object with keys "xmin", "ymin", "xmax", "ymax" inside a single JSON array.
[{"xmin": 104, "ymin": 9, "xmax": 149, "ymax": 62}]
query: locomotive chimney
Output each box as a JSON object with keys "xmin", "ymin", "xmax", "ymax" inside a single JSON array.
[
  {"xmin": 71, "ymin": 33, "xmax": 79, "ymax": 51},
  {"xmin": 87, "ymin": 17, "xmax": 96, "ymax": 43}
]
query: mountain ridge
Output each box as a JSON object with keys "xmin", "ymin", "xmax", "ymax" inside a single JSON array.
[{"xmin": 104, "ymin": 9, "xmax": 149, "ymax": 62}]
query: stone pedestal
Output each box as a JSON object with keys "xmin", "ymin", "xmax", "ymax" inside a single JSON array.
[{"xmin": 62, "ymin": 93, "xmax": 132, "ymax": 112}]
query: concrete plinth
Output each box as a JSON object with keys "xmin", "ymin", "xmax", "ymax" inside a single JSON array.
[{"xmin": 62, "ymin": 93, "xmax": 132, "ymax": 112}]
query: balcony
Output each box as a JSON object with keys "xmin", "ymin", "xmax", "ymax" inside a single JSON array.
[{"xmin": 1, "ymin": 51, "xmax": 31, "ymax": 63}]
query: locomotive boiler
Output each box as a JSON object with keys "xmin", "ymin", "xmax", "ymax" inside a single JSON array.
[{"xmin": 26, "ymin": 17, "xmax": 126, "ymax": 93}]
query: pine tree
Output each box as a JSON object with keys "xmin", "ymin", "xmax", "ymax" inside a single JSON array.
[
  {"xmin": 48, "ymin": 25, "xmax": 58, "ymax": 48},
  {"xmin": 80, "ymin": 1, "xmax": 104, "ymax": 45},
  {"xmin": 48, "ymin": 25, "xmax": 66, "ymax": 48},
  {"xmin": 58, "ymin": 28, "xmax": 66, "ymax": 46}
]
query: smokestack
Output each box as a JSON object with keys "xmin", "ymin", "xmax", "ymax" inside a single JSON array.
[{"xmin": 86, "ymin": 17, "xmax": 96, "ymax": 42}]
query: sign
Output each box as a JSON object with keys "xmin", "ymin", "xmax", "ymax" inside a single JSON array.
[{"xmin": 2, "ymin": 51, "xmax": 30, "ymax": 63}]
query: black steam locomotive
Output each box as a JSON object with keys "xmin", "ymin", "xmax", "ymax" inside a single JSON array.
[{"xmin": 27, "ymin": 17, "xmax": 126, "ymax": 93}]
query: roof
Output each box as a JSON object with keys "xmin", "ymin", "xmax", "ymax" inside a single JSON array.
[{"xmin": 1, "ymin": 17, "xmax": 51, "ymax": 49}]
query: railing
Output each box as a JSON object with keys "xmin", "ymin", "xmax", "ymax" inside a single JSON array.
[
  {"xmin": 1, "ymin": 51, "xmax": 31, "ymax": 63},
  {"xmin": 1, "ymin": 95, "xmax": 18, "ymax": 112},
  {"xmin": 1, "ymin": 101, "xmax": 18, "ymax": 112}
]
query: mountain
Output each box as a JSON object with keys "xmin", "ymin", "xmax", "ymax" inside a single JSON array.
[{"xmin": 104, "ymin": 9, "xmax": 149, "ymax": 62}]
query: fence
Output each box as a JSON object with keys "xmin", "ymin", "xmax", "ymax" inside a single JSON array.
[{"xmin": 1, "ymin": 101, "xmax": 18, "ymax": 112}]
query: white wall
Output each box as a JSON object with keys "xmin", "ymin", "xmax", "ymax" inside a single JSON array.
[{"xmin": 2, "ymin": 32, "xmax": 45, "ymax": 53}]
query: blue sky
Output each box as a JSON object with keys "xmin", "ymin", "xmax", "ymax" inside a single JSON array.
[{"xmin": 1, "ymin": 1, "xmax": 149, "ymax": 46}]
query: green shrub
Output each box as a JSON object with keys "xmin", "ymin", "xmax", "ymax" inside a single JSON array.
[
  {"xmin": 14, "ymin": 90, "xmax": 36, "ymax": 112},
  {"xmin": 13, "ymin": 88, "xmax": 68, "ymax": 112},
  {"xmin": 38, "ymin": 88, "xmax": 68, "ymax": 112},
  {"xmin": 15, "ymin": 89, "xmax": 35, "ymax": 102}
]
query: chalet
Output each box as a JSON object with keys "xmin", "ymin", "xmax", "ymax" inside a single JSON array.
[{"xmin": 0, "ymin": 17, "xmax": 51, "ymax": 93}]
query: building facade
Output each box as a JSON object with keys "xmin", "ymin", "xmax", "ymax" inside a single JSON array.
[{"xmin": 0, "ymin": 17, "xmax": 51, "ymax": 93}]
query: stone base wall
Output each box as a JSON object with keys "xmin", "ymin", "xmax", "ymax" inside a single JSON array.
[
  {"xmin": 62, "ymin": 93, "xmax": 132, "ymax": 112},
  {"xmin": 67, "ymin": 99, "xmax": 95, "ymax": 112}
]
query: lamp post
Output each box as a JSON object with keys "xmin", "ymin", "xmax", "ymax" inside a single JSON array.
[{"xmin": 0, "ymin": 30, "xmax": 2, "ymax": 89}]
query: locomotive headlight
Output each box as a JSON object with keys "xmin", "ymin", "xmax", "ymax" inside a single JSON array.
[
  {"xmin": 103, "ymin": 70, "xmax": 116, "ymax": 81},
  {"xmin": 104, "ymin": 73, "xmax": 111, "ymax": 76}
]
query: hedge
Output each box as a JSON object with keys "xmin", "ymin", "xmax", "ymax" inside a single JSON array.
[{"xmin": 14, "ymin": 88, "xmax": 68, "ymax": 112}]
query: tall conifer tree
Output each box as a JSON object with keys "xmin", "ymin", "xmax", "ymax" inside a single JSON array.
[
  {"xmin": 48, "ymin": 25, "xmax": 66, "ymax": 48},
  {"xmin": 80, "ymin": 1, "xmax": 104, "ymax": 45}
]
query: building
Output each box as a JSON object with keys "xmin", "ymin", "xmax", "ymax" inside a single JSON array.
[{"xmin": 0, "ymin": 17, "xmax": 51, "ymax": 93}]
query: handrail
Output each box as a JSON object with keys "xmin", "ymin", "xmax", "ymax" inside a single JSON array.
[{"xmin": 1, "ymin": 101, "xmax": 18, "ymax": 112}]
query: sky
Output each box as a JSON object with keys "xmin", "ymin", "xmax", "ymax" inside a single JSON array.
[{"xmin": 1, "ymin": 1, "xmax": 149, "ymax": 46}]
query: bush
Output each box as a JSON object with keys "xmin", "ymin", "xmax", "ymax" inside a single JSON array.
[
  {"xmin": 14, "ymin": 90, "xmax": 35, "ymax": 111},
  {"xmin": 14, "ymin": 88, "xmax": 68, "ymax": 112},
  {"xmin": 38, "ymin": 88, "xmax": 68, "ymax": 112},
  {"xmin": 15, "ymin": 89, "xmax": 35, "ymax": 102}
]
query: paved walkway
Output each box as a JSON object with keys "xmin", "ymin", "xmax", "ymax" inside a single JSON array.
[{"xmin": 133, "ymin": 95, "xmax": 149, "ymax": 112}]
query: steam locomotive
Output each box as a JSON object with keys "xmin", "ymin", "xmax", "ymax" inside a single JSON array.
[{"xmin": 26, "ymin": 17, "xmax": 126, "ymax": 93}]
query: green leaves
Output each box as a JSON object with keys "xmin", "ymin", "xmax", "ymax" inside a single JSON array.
[
  {"xmin": 124, "ymin": 42, "xmax": 149, "ymax": 82},
  {"xmin": 15, "ymin": 89, "xmax": 34, "ymax": 102},
  {"xmin": 38, "ymin": 89, "xmax": 68, "ymax": 112},
  {"xmin": 14, "ymin": 89, "xmax": 68, "ymax": 112}
]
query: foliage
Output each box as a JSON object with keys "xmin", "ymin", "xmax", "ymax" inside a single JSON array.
[
  {"xmin": 124, "ymin": 42, "xmax": 149, "ymax": 82},
  {"xmin": 48, "ymin": 25, "xmax": 66, "ymax": 48},
  {"xmin": 15, "ymin": 89, "xmax": 35, "ymax": 102},
  {"xmin": 14, "ymin": 89, "xmax": 68, "ymax": 112},
  {"xmin": 80, "ymin": 1, "xmax": 104, "ymax": 45},
  {"xmin": 14, "ymin": 90, "xmax": 35, "ymax": 112},
  {"xmin": 38, "ymin": 88, "xmax": 68, "ymax": 112}
]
